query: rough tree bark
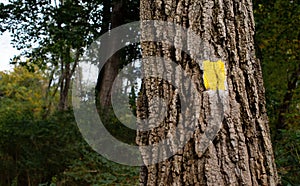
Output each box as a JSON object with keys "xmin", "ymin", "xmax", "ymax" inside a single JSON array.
[{"xmin": 136, "ymin": 0, "xmax": 280, "ymax": 185}]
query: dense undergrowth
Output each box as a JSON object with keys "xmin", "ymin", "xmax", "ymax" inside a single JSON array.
[{"xmin": 0, "ymin": 109, "xmax": 139, "ymax": 186}]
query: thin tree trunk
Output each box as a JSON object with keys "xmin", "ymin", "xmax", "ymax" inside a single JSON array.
[
  {"xmin": 58, "ymin": 47, "xmax": 79, "ymax": 111},
  {"xmin": 277, "ymin": 62, "xmax": 300, "ymax": 131},
  {"xmin": 59, "ymin": 62, "xmax": 70, "ymax": 110},
  {"xmin": 42, "ymin": 65, "xmax": 57, "ymax": 118},
  {"xmin": 137, "ymin": 0, "xmax": 279, "ymax": 185}
]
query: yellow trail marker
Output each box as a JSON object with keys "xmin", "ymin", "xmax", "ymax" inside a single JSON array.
[{"xmin": 203, "ymin": 60, "xmax": 226, "ymax": 90}]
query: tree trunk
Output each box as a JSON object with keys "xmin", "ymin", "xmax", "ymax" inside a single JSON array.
[
  {"xmin": 277, "ymin": 62, "xmax": 300, "ymax": 131},
  {"xmin": 95, "ymin": 0, "xmax": 124, "ymax": 108},
  {"xmin": 136, "ymin": 0, "xmax": 280, "ymax": 185},
  {"xmin": 58, "ymin": 46, "xmax": 79, "ymax": 111}
]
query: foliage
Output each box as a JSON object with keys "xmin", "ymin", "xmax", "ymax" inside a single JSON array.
[
  {"xmin": 0, "ymin": 0, "xmax": 141, "ymax": 184},
  {"xmin": 254, "ymin": 0, "xmax": 300, "ymax": 185},
  {"xmin": 0, "ymin": 65, "xmax": 47, "ymax": 118},
  {"xmin": 0, "ymin": 110, "xmax": 81, "ymax": 185},
  {"xmin": 0, "ymin": 106, "xmax": 139, "ymax": 186},
  {"xmin": 54, "ymin": 146, "xmax": 139, "ymax": 185},
  {"xmin": 98, "ymin": 107, "xmax": 137, "ymax": 145},
  {"xmin": 0, "ymin": 0, "xmax": 103, "ymax": 67},
  {"xmin": 1, "ymin": 0, "xmax": 141, "ymax": 110},
  {"xmin": 274, "ymin": 130, "xmax": 300, "ymax": 186},
  {"xmin": 0, "ymin": 0, "xmax": 106, "ymax": 110},
  {"xmin": 254, "ymin": 0, "xmax": 300, "ymax": 130},
  {"xmin": 0, "ymin": 66, "xmax": 139, "ymax": 185}
]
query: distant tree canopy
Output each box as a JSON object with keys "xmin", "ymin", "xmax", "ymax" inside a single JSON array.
[
  {"xmin": 0, "ymin": 0, "xmax": 140, "ymax": 111},
  {"xmin": 0, "ymin": 65, "xmax": 47, "ymax": 119}
]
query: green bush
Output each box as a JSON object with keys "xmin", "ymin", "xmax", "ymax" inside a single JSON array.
[
  {"xmin": 274, "ymin": 129, "xmax": 300, "ymax": 186},
  {"xmin": 55, "ymin": 146, "xmax": 139, "ymax": 186},
  {"xmin": 0, "ymin": 110, "xmax": 81, "ymax": 185},
  {"xmin": 0, "ymin": 108, "xmax": 139, "ymax": 185}
]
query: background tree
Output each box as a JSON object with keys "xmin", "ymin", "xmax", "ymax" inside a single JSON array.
[
  {"xmin": 0, "ymin": 1, "xmax": 141, "ymax": 185},
  {"xmin": 1, "ymin": 0, "xmax": 141, "ymax": 111},
  {"xmin": 95, "ymin": 0, "xmax": 140, "ymax": 109},
  {"xmin": 136, "ymin": 0, "xmax": 279, "ymax": 185},
  {"xmin": 254, "ymin": 0, "xmax": 299, "ymax": 132},
  {"xmin": 0, "ymin": 66, "xmax": 81, "ymax": 185},
  {"xmin": 0, "ymin": 65, "xmax": 46, "ymax": 119},
  {"xmin": 1, "ymin": 0, "xmax": 103, "ymax": 111},
  {"xmin": 253, "ymin": 0, "xmax": 300, "ymax": 184},
  {"xmin": 0, "ymin": 63, "xmax": 140, "ymax": 186}
]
